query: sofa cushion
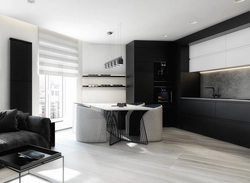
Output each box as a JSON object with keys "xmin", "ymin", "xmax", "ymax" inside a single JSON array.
[
  {"xmin": 16, "ymin": 111, "xmax": 29, "ymax": 130},
  {"xmin": 0, "ymin": 130, "xmax": 50, "ymax": 152},
  {"xmin": 0, "ymin": 109, "xmax": 19, "ymax": 133}
]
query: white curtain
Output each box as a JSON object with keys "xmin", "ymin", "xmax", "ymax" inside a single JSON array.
[{"xmin": 39, "ymin": 28, "xmax": 79, "ymax": 77}]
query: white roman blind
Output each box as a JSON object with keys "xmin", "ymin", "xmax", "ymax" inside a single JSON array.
[{"xmin": 39, "ymin": 28, "xmax": 79, "ymax": 77}]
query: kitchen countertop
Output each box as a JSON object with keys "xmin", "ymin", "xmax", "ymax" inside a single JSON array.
[{"xmin": 181, "ymin": 97, "xmax": 250, "ymax": 102}]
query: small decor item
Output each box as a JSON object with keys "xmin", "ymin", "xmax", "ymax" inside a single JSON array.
[
  {"xmin": 117, "ymin": 103, "xmax": 127, "ymax": 107},
  {"xmin": 100, "ymin": 74, "xmax": 111, "ymax": 77},
  {"xmin": 18, "ymin": 149, "xmax": 45, "ymax": 160},
  {"xmin": 88, "ymin": 74, "xmax": 99, "ymax": 77},
  {"xmin": 112, "ymin": 84, "xmax": 124, "ymax": 87}
]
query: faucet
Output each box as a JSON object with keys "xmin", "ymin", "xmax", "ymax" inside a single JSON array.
[
  {"xmin": 205, "ymin": 86, "xmax": 215, "ymax": 98},
  {"xmin": 205, "ymin": 86, "xmax": 219, "ymax": 98},
  {"xmin": 205, "ymin": 86, "xmax": 220, "ymax": 98}
]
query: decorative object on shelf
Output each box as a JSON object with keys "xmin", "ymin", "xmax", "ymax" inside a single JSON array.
[
  {"xmin": 82, "ymin": 84, "xmax": 125, "ymax": 88},
  {"xmin": 88, "ymin": 74, "xmax": 99, "ymax": 77},
  {"xmin": 105, "ymin": 23, "xmax": 124, "ymax": 69},
  {"xmin": 82, "ymin": 74, "xmax": 125, "ymax": 77},
  {"xmin": 100, "ymin": 74, "xmax": 111, "ymax": 77},
  {"xmin": 112, "ymin": 84, "xmax": 124, "ymax": 87}
]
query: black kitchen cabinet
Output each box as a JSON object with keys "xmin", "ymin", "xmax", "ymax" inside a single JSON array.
[
  {"xmin": 175, "ymin": 44, "xmax": 200, "ymax": 128},
  {"xmin": 134, "ymin": 62, "xmax": 154, "ymax": 104},
  {"xmin": 181, "ymin": 98, "xmax": 250, "ymax": 148},
  {"xmin": 181, "ymin": 99, "xmax": 216, "ymax": 117},
  {"xmin": 216, "ymin": 101, "xmax": 250, "ymax": 122},
  {"xmin": 134, "ymin": 41, "xmax": 174, "ymax": 62},
  {"xmin": 164, "ymin": 106, "xmax": 176, "ymax": 127},
  {"xmin": 10, "ymin": 38, "xmax": 32, "ymax": 114},
  {"xmin": 135, "ymin": 47, "xmax": 153, "ymax": 62},
  {"xmin": 126, "ymin": 40, "xmax": 178, "ymax": 126},
  {"xmin": 216, "ymin": 101, "xmax": 250, "ymax": 147},
  {"xmin": 180, "ymin": 99, "xmax": 216, "ymax": 138},
  {"xmin": 181, "ymin": 113, "xmax": 216, "ymax": 138},
  {"xmin": 216, "ymin": 118, "xmax": 250, "ymax": 147}
]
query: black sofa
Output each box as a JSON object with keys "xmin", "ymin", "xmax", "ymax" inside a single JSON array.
[{"xmin": 0, "ymin": 109, "xmax": 51, "ymax": 152}]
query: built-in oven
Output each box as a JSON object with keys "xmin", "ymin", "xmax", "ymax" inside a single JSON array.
[{"xmin": 154, "ymin": 85, "xmax": 174, "ymax": 105}]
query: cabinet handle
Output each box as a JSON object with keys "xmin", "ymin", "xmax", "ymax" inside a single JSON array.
[{"xmin": 170, "ymin": 92, "xmax": 172, "ymax": 103}]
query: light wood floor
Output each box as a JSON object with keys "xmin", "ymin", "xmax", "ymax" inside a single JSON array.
[{"xmin": 1, "ymin": 127, "xmax": 250, "ymax": 183}]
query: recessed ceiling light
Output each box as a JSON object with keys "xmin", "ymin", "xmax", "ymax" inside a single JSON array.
[
  {"xmin": 234, "ymin": 0, "xmax": 245, "ymax": 3},
  {"xmin": 27, "ymin": 0, "xmax": 35, "ymax": 3},
  {"xmin": 163, "ymin": 35, "xmax": 168, "ymax": 38},
  {"xmin": 189, "ymin": 21, "xmax": 197, "ymax": 25}
]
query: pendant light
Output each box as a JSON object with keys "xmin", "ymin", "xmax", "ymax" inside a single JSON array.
[{"xmin": 104, "ymin": 23, "xmax": 123, "ymax": 69}]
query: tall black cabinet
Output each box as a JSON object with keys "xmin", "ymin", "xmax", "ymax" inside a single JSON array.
[
  {"xmin": 126, "ymin": 41, "xmax": 177, "ymax": 127},
  {"xmin": 10, "ymin": 38, "xmax": 32, "ymax": 114}
]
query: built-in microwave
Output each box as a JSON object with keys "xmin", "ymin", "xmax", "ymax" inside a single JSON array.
[{"xmin": 154, "ymin": 61, "xmax": 175, "ymax": 82}]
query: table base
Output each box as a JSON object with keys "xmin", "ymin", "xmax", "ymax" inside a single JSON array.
[{"xmin": 4, "ymin": 156, "xmax": 64, "ymax": 183}]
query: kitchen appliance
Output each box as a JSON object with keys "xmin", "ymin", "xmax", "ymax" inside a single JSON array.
[
  {"xmin": 154, "ymin": 61, "xmax": 175, "ymax": 82},
  {"xmin": 154, "ymin": 84, "xmax": 173, "ymax": 105}
]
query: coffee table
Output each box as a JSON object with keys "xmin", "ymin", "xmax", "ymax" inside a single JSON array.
[{"xmin": 0, "ymin": 145, "xmax": 64, "ymax": 183}]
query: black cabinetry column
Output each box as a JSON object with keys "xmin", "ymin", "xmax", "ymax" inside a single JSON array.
[
  {"xmin": 126, "ymin": 41, "xmax": 178, "ymax": 127},
  {"xmin": 10, "ymin": 38, "xmax": 32, "ymax": 114}
]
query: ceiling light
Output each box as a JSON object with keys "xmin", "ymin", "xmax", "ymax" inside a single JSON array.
[
  {"xmin": 27, "ymin": 0, "xmax": 35, "ymax": 3},
  {"xmin": 189, "ymin": 21, "xmax": 197, "ymax": 25},
  {"xmin": 234, "ymin": 0, "xmax": 245, "ymax": 3},
  {"xmin": 163, "ymin": 35, "xmax": 168, "ymax": 38}
]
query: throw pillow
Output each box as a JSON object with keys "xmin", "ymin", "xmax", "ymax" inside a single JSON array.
[
  {"xmin": 0, "ymin": 111, "xmax": 7, "ymax": 121},
  {"xmin": 16, "ymin": 110, "xmax": 29, "ymax": 130},
  {"xmin": 0, "ymin": 109, "xmax": 19, "ymax": 133}
]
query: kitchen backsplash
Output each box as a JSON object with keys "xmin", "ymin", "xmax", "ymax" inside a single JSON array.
[{"xmin": 200, "ymin": 68, "xmax": 250, "ymax": 99}]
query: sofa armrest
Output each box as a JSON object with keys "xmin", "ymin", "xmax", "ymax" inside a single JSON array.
[{"xmin": 26, "ymin": 116, "xmax": 51, "ymax": 147}]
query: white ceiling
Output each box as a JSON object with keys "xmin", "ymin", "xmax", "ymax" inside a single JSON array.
[{"xmin": 0, "ymin": 0, "xmax": 250, "ymax": 44}]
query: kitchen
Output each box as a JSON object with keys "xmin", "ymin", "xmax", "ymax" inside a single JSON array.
[{"xmin": 178, "ymin": 11, "xmax": 250, "ymax": 148}]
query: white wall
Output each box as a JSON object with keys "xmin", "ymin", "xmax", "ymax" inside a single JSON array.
[
  {"xmin": 0, "ymin": 13, "xmax": 125, "ymax": 116},
  {"xmin": 81, "ymin": 42, "xmax": 126, "ymax": 103},
  {"xmin": 0, "ymin": 14, "xmax": 39, "ymax": 115}
]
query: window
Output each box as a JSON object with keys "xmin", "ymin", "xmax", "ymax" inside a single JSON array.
[
  {"xmin": 39, "ymin": 75, "xmax": 77, "ymax": 129},
  {"xmin": 39, "ymin": 75, "xmax": 63, "ymax": 121},
  {"xmin": 38, "ymin": 28, "xmax": 79, "ymax": 129}
]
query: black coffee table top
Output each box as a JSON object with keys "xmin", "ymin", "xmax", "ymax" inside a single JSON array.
[{"xmin": 0, "ymin": 145, "xmax": 61, "ymax": 171}]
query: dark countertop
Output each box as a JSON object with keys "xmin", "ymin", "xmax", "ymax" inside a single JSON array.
[{"xmin": 181, "ymin": 97, "xmax": 250, "ymax": 102}]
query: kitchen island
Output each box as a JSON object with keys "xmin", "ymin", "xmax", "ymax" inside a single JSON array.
[{"xmin": 180, "ymin": 97, "xmax": 250, "ymax": 148}]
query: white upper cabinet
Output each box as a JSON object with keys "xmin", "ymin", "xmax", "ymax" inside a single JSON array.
[
  {"xmin": 226, "ymin": 46, "xmax": 250, "ymax": 67},
  {"xmin": 226, "ymin": 27, "xmax": 250, "ymax": 50},
  {"xmin": 190, "ymin": 36, "xmax": 225, "ymax": 58},
  {"xmin": 190, "ymin": 52, "xmax": 226, "ymax": 72},
  {"xmin": 189, "ymin": 36, "xmax": 226, "ymax": 72},
  {"xmin": 189, "ymin": 27, "xmax": 250, "ymax": 72}
]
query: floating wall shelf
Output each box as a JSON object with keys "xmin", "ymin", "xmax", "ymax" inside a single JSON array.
[
  {"xmin": 82, "ymin": 74, "xmax": 125, "ymax": 78},
  {"xmin": 82, "ymin": 74, "xmax": 126, "ymax": 88}
]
